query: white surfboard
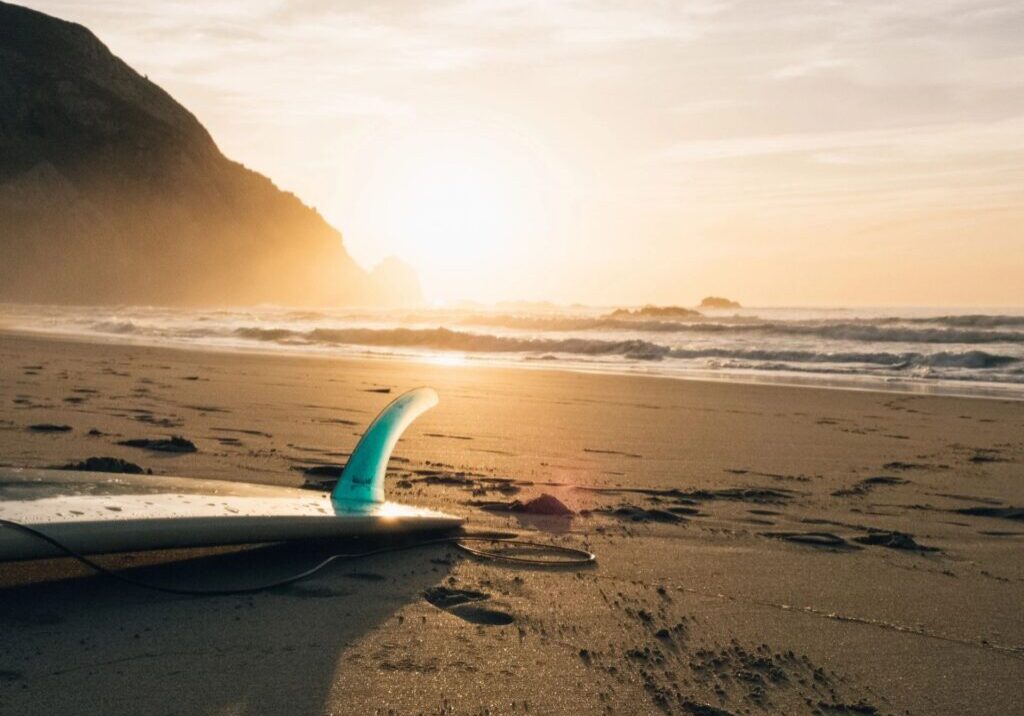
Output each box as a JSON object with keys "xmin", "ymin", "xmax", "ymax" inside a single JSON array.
[{"xmin": 0, "ymin": 387, "xmax": 463, "ymax": 562}]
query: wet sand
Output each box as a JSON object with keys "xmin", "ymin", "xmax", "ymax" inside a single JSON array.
[{"xmin": 0, "ymin": 330, "xmax": 1022, "ymax": 715}]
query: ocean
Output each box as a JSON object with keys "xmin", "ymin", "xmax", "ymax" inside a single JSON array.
[{"xmin": 3, "ymin": 303, "xmax": 1023, "ymax": 399}]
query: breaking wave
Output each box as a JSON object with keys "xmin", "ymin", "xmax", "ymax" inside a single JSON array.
[
  {"xmin": 235, "ymin": 327, "xmax": 673, "ymax": 361},
  {"xmin": 456, "ymin": 315, "xmax": 1024, "ymax": 344},
  {"xmin": 233, "ymin": 326, "xmax": 1020, "ymax": 370},
  {"xmin": 2, "ymin": 302, "xmax": 1021, "ymax": 397},
  {"xmin": 899, "ymin": 314, "xmax": 1024, "ymax": 328}
]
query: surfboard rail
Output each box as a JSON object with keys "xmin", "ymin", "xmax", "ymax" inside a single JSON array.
[{"xmin": 0, "ymin": 388, "xmax": 462, "ymax": 561}]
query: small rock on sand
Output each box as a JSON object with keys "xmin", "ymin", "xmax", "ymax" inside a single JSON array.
[
  {"xmin": 468, "ymin": 493, "xmax": 575, "ymax": 516},
  {"xmin": 512, "ymin": 493, "xmax": 574, "ymax": 516}
]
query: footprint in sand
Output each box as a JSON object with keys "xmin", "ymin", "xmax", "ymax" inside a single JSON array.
[{"xmin": 422, "ymin": 586, "xmax": 515, "ymax": 626}]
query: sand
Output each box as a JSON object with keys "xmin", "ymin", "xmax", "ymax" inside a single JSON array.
[{"xmin": 0, "ymin": 330, "xmax": 1022, "ymax": 715}]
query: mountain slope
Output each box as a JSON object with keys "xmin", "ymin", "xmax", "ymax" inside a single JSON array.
[{"xmin": 0, "ymin": 1, "xmax": 418, "ymax": 305}]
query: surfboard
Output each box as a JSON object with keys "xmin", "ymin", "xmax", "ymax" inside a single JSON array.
[{"xmin": 0, "ymin": 387, "xmax": 463, "ymax": 562}]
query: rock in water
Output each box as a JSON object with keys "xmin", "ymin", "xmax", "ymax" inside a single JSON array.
[{"xmin": 698, "ymin": 296, "xmax": 742, "ymax": 309}]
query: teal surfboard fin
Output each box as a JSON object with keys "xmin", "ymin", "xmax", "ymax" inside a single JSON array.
[{"xmin": 332, "ymin": 387, "xmax": 439, "ymax": 508}]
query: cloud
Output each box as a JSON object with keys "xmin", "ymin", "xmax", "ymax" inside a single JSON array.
[
  {"xmin": 664, "ymin": 117, "xmax": 1024, "ymax": 163},
  {"xmin": 19, "ymin": 0, "xmax": 1024, "ymax": 295}
]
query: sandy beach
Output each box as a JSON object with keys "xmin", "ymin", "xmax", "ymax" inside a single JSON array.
[
  {"xmin": 0, "ymin": 329, "xmax": 1022, "ymax": 715},
  {"xmin": 4, "ymin": 2, "xmax": 1023, "ymax": 714}
]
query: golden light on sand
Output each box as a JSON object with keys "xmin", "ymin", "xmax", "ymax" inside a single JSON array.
[{"xmin": 425, "ymin": 353, "xmax": 469, "ymax": 368}]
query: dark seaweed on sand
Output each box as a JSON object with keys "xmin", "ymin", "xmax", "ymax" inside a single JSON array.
[
  {"xmin": 299, "ymin": 464, "xmax": 344, "ymax": 491},
  {"xmin": 302, "ymin": 465, "xmax": 344, "ymax": 477},
  {"xmin": 968, "ymin": 451, "xmax": 1006, "ymax": 464},
  {"xmin": 57, "ymin": 457, "xmax": 147, "ymax": 474},
  {"xmin": 955, "ymin": 506, "xmax": 1024, "ymax": 522},
  {"xmin": 852, "ymin": 531, "xmax": 938, "ymax": 552},
  {"xmin": 763, "ymin": 532, "xmax": 856, "ymax": 550},
  {"xmin": 832, "ymin": 475, "xmax": 908, "ymax": 497},
  {"xmin": 598, "ymin": 505, "xmax": 686, "ymax": 523},
  {"xmin": 117, "ymin": 436, "xmax": 197, "ymax": 453}
]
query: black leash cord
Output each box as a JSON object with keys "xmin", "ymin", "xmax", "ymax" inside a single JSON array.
[{"xmin": 0, "ymin": 518, "xmax": 595, "ymax": 596}]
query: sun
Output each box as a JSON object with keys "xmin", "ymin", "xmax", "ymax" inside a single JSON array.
[
  {"xmin": 388, "ymin": 153, "xmax": 515, "ymax": 268},
  {"xmin": 337, "ymin": 127, "xmax": 551, "ymax": 302}
]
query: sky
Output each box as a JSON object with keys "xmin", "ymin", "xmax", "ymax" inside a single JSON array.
[{"xmin": 26, "ymin": 0, "xmax": 1024, "ymax": 306}]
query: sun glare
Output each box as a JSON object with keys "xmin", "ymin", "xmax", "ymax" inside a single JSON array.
[
  {"xmin": 390, "ymin": 155, "xmax": 514, "ymax": 267},
  {"xmin": 338, "ymin": 127, "xmax": 553, "ymax": 302},
  {"xmin": 424, "ymin": 353, "xmax": 469, "ymax": 368}
]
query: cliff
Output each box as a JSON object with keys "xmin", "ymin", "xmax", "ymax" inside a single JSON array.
[{"xmin": 0, "ymin": 1, "xmax": 418, "ymax": 306}]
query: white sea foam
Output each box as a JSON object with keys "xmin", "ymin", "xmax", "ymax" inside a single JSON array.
[{"xmin": 2, "ymin": 303, "xmax": 1023, "ymax": 398}]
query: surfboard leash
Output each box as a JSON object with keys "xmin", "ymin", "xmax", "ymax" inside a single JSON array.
[{"xmin": 0, "ymin": 518, "xmax": 596, "ymax": 596}]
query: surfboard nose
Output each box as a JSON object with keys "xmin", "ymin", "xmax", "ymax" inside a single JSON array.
[{"xmin": 331, "ymin": 387, "xmax": 439, "ymax": 508}]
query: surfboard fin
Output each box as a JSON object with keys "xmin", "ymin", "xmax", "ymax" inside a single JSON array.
[{"xmin": 331, "ymin": 387, "xmax": 439, "ymax": 508}]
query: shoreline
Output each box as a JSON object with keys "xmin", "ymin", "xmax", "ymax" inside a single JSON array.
[{"xmin": 3, "ymin": 325, "xmax": 1021, "ymax": 404}]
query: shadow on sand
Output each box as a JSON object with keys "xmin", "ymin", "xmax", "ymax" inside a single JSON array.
[{"xmin": 0, "ymin": 534, "xmax": 458, "ymax": 715}]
